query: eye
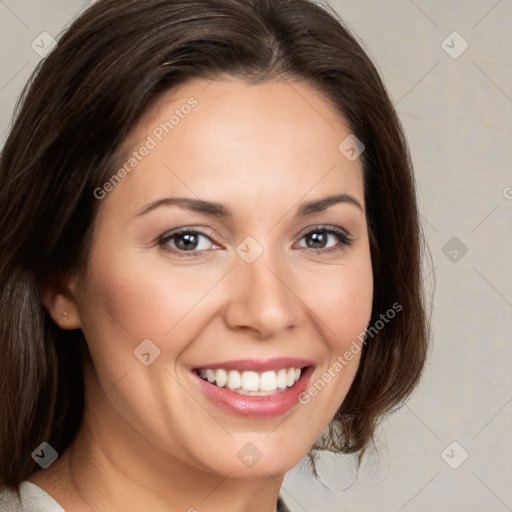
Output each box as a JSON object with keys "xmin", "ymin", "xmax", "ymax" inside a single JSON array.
[
  {"xmin": 158, "ymin": 225, "xmax": 352, "ymax": 257},
  {"xmin": 159, "ymin": 228, "xmax": 220, "ymax": 255},
  {"xmin": 295, "ymin": 226, "xmax": 352, "ymax": 252}
]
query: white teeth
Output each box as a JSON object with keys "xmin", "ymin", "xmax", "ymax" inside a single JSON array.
[
  {"xmin": 276, "ymin": 369, "xmax": 288, "ymax": 390},
  {"xmin": 215, "ymin": 369, "xmax": 228, "ymax": 388},
  {"xmin": 227, "ymin": 370, "xmax": 242, "ymax": 390},
  {"xmin": 286, "ymin": 368, "xmax": 295, "ymax": 387},
  {"xmin": 260, "ymin": 371, "xmax": 277, "ymax": 392},
  {"xmin": 197, "ymin": 367, "xmax": 304, "ymax": 395},
  {"xmin": 241, "ymin": 371, "xmax": 259, "ymax": 391}
]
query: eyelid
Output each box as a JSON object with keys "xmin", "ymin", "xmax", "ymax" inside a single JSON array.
[{"xmin": 296, "ymin": 224, "xmax": 351, "ymax": 240}]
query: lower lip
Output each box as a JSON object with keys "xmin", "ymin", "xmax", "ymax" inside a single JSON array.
[{"xmin": 193, "ymin": 367, "xmax": 313, "ymax": 417}]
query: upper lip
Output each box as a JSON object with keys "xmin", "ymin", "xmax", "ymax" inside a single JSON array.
[{"xmin": 193, "ymin": 358, "xmax": 313, "ymax": 372}]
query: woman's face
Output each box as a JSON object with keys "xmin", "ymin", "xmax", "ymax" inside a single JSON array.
[{"xmin": 70, "ymin": 77, "xmax": 373, "ymax": 477}]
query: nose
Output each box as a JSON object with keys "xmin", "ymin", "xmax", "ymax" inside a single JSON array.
[{"xmin": 223, "ymin": 248, "xmax": 302, "ymax": 339}]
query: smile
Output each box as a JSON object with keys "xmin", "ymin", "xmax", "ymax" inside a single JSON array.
[
  {"xmin": 192, "ymin": 358, "xmax": 314, "ymax": 417},
  {"xmin": 197, "ymin": 367, "xmax": 302, "ymax": 396}
]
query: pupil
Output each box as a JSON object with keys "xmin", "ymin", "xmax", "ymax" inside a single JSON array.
[
  {"xmin": 309, "ymin": 232, "xmax": 326, "ymax": 248},
  {"xmin": 177, "ymin": 233, "xmax": 197, "ymax": 250}
]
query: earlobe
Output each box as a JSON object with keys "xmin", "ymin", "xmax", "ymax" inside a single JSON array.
[
  {"xmin": 41, "ymin": 273, "xmax": 82, "ymax": 330},
  {"xmin": 55, "ymin": 309, "xmax": 81, "ymax": 330}
]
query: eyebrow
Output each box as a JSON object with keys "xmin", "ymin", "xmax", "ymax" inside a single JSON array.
[{"xmin": 134, "ymin": 193, "xmax": 364, "ymax": 218}]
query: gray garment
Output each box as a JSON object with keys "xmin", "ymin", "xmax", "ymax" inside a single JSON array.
[
  {"xmin": 0, "ymin": 481, "xmax": 64, "ymax": 511},
  {"xmin": 0, "ymin": 482, "xmax": 291, "ymax": 511}
]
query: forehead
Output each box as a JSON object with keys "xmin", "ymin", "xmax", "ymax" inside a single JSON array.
[{"xmin": 102, "ymin": 77, "xmax": 365, "ymax": 217}]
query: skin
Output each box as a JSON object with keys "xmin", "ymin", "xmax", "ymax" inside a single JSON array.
[{"xmin": 32, "ymin": 77, "xmax": 373, "ymax": 512}]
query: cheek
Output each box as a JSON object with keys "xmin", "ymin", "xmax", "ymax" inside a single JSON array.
[
  {"xmin": 296, "ymin": 257, "xmax": 373, "ymax": 415},
  {"xmin": 78, "ymin": 247, "xmax": 224, "ymax": 348},
  {"xmin": 305, "ymin": 260, "xmax": 373, "ymax": 347}
]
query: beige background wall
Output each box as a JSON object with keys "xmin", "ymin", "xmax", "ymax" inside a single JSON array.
[{"xmin": 1, "ymin": 1, "xmax": 511, "ymax": 511}]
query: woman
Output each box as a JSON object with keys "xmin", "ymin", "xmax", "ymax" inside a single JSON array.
[{"xmin": 0, "ymin": 0, "xmax": 429, "ymax": 510}]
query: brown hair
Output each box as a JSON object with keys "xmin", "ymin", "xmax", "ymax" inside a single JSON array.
[{"xmin": 0, "ymin": 0, "xmax": 429, "ymax": 487}]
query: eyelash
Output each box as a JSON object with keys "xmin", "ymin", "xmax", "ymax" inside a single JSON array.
[{"xmin": 158, "ymin": 226, "xmax": 353, "ymax": 258}]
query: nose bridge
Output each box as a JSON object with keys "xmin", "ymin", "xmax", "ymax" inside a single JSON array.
[{"xmin": 223, "ymin": 240, "xmax": 301, "ymax": 337}]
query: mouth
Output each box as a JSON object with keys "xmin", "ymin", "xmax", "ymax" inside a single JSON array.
[
  {"xmin": 191, "ymin": 358, "xmax": 314, "ymax": 417},
  {"xmin": 195, "ymin": 367, "xmax": 303, "ymax": 396}
]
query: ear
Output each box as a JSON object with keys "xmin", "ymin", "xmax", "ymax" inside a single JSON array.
[{"xmin": 41, "ymin": 272, "xmax": 82, "ymax": 330}]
